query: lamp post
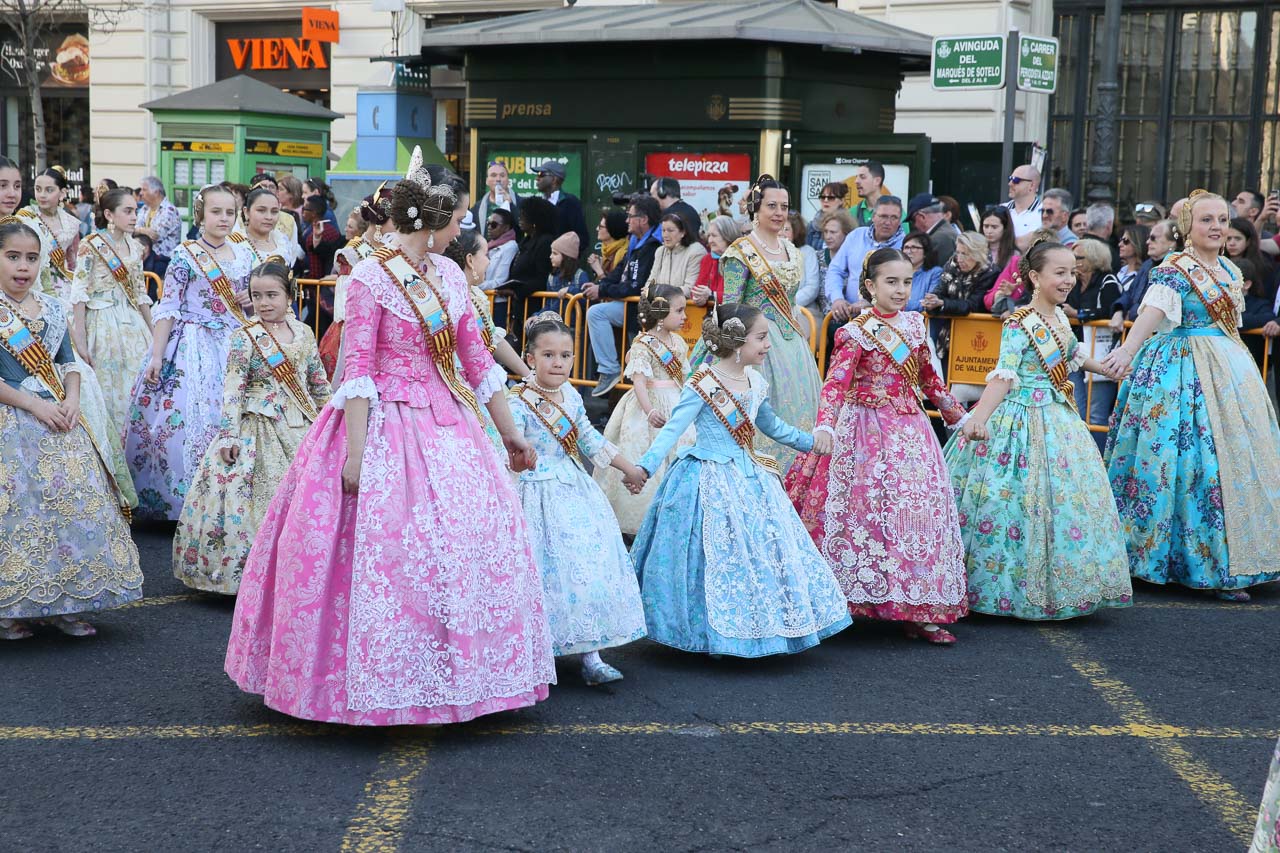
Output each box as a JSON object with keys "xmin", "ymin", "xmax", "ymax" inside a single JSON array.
[{"xmin": 1086, "ymin": 0, "xmax": 1122, "ymax": 203}]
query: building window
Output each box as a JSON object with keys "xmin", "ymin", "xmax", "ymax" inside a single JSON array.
[{"xmin": 1050, "ymin": 4, "xmax": 1270, "ymax": 207}]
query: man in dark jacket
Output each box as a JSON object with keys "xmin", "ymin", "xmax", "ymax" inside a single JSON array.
[
  {"xmin": 534, "ymin": 160, "xmax": 589, "ymax": 251},
  {"xmin": 651, "ymin": 177, "xmax": 702, "ymax": 239},
  {"xmin": 585, "ymin": 193, "xmax": 662, "ymax": 396}
]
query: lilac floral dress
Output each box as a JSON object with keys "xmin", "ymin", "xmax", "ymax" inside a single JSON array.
[{"xmin": 125, "ymin": 240, "xmax": 256, "ymax": 520}]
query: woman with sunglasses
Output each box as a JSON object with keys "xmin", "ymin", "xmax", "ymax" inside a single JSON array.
[
  {"xmin": 806, "ymin": 182, "xmax": 848, "ymax": 251},
  {"xmin": 1117, "ymin": 224, "xmax": 1150, "ymax": 291}
]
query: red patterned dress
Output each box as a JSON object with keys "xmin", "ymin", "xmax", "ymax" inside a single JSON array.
[{"xmin": 786, "ymin": 308, "xmax": 969, "ymax": 624}]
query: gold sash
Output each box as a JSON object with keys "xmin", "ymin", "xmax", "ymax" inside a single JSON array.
[
  {"xmin": 732, "ymin": 237, "xmax": 800, "ymax": 336},
  {"xmin": 375, "ymin": 246, "xmax": 481, "ymax": 418},
  {"xmin": 240, "ymin": 320, "xmax": 319, "ymax": 422},
  {"xmin": 1010, "ymin": 306, "xmax": 1077, "ymax": 413},
  {"xmin": 1166, "ymin": 252, "xmax": 1244, "ymax": 344},
  {"xmin": 469, "ymin": 285, "xmax": 496, "ymax": 352},
  {"xmin": 84, "ymin": 232, "xmax": 141, "ymax": 314},
  {"xmin": 182, "ymin": 240, "xmax": 248, "ymax": 325},
  {"xmin": 0, "ymin": 298, "xmax": 131, "ymax": 520},
  {"xmin": 633, "ymin": 333, "xmax": 685, "ymax": 382},
  {"xmin": 853, "ymin": 312, "xmax": 919, "ymax": 389},
  {"xmin": 689, "ymin": 366, "xmax": 781, "ymax": 477},
  {"xmin": 228, "ymin": 231, "xmax": 262, "ymax": 266},
  {"xmin": 17, "ymin": 208, "xmax": 72, "ymax": 281},
  {"xmin": 513, "ymin": 383, "xmax": 580, "ymax": 463}
]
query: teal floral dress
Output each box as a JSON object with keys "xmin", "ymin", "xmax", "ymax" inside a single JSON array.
[
  {"xmin": 1104, "ymin": 255, "xmax": 1280, "ymax": 590},
  {"xmin": 943, "ymin": 308, "xmax": 1133, "ymax": 619},
  {"xmin": 688, "ymin": 238, "xmax": 821, "ymax": 472}
]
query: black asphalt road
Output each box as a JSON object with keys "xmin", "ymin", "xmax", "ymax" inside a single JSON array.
[{"xmin": 1, "ymin": 525, "xmax": 1276, "ymax": 852}]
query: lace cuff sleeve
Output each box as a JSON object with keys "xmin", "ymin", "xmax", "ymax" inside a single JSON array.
[
  {"xmin": 1068, "ymin": 346, "xmax": 1088, "ymax": 372},
  {"xmin": 330, "ymin": 375, "xmax": 378, "ymax": 409},
  {"xmin": 813, "ymin": 424, "xmax": 836, "ymax": 439},
  {"xmin": 473, "ymin": 362, "xmax": 507, "ymax": 406},
  {"xmin": 1139, "ymin": 283, "xmax": 1182, "ymax": 331},
  {"xmin": 59, "ymin": 361, "xmax": 88, "ymax": 380},
  {"xmin": 588, "ymin": 438, "xmax": 620, "ymax": 470},
  {"xmin": 985, "ymin": 367, "xmax": 1020, "ymax": 389}
]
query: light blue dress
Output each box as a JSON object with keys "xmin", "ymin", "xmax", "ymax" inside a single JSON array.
[
  {"xmin": 1104, "ymin": 255, "xmax": 1280, "ymax": 589},
  {"xmin": 509, "ymin": 382, "xmax": 647, "ymax": 656},
  {"xmin": 631, "ymin": 367, "xmax": 851, "ymax": 657},
  {"xmin": 944, "ymin": 308, "xmax": 1133, "ymax": 620}
]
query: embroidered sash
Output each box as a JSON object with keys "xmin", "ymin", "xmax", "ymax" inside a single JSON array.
[
  {"xmin": 689, "ymin": 366, "xmax": 781, "ymax": 477},
  {"xmin": 1167, "ymin": 252, "xmax": 1243, "ymax": 344},
  {"xmin": 241, "ymin": 320, "xmax": 319, "ymax": 422},
  {"xmin": 228, "ymin": 231, "xmax": 262, "ymax": 266},
  {"xmin": 376, "ymin": 246, "xmax": 481, "ymax": 418},
  {"xmin": 469, "ymin": 286, "xmax": 496, "ymax": 352},
  {"xmin": 17, "ymin": 208, "xmax": 72, "ymax": 281},
  {"xmin": 853, "ymin": 312, "xmax": 920, "ymax": 389},
  {"xmin": 1010, "ymin": 306, "xmax": 1078, "ymax": 413},
  {"xmin": 84, "ymin": 232, "xmax": 141, "ymax": 313},
  {"xmin": 182, "ymin": 240, "xmax": 248, "ymax": 325},
  {"xmin": 0, "ymin": 299, "xmax": 131, "ymax": 520},
  {"xmin": 733, "ymin": 237, "xmax": 801, "ymax": 336},
  {"xmin": 514, "ymin": 383, "xmax": 581, "ymax": 462},
  {"xmin": 634, "ymin": 333, "xmax": 685, "ymax": 382}
]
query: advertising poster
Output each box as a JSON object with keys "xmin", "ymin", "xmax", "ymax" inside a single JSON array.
[
  {"xmin": 489, "ymin": 151, "xmax": 583, "ymax": 199},
  {"xmin": 644, "ymin": 152, "xmax": 752, "ymax": 227},
  {"xmin": 799, "ymin": 159, "xmax": 911, "ymax": 224},
  {"xmin": 1, "ymin": 29, "xmax": 89, "ymax": 89}
]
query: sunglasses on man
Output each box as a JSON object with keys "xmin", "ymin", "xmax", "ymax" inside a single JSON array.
[{"xmin": 1008, "ymin": 175, "xmax": 1030, "ymax": 184}]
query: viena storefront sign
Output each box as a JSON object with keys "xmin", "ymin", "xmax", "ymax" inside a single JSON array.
[{"xmin": 214, "ymin": 13, "xmax": 336, "ymax": 97}]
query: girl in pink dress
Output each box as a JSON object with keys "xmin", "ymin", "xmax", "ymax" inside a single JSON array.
[
  {"xmin": 786, "ymin": 248, "xmax": 969, "ymax": 644},
  {"xmin": 224, "ymin": 151, "xmax": 556, "ymax": 725}
]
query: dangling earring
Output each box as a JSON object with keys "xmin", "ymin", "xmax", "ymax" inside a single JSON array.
[
  {"xmin": 735, "ymin": 350, "xmax": 742, "ymax": 365},
  {"xmin": 428, "ymin": 231, "xmax": 435, "ymax": 249}
]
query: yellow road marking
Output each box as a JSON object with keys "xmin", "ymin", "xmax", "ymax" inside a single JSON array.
[
  {"xmin": 114, "ymin": 593, "xmax": 205, "ymax": 610},
  {"xmin": 1133, "ymin": 600, "xmax": 1280, "ymax": 611},
  {"xmin": 1041, "ymin": 628, "xmax": 1260, "ymax": 844},
  {"xmin": 0, "ymin": 720, "xmax": 1273, "ymax": 742},
  {"xmin": 341, "ymin": 738, "xmax": 433, "ymax": 853}
]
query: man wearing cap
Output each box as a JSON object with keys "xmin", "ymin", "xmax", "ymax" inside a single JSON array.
[
  {"xmin": 907, "ymin": 192, "xmax": 956, "ymax": 266},
  {"xmin": 535, "ymin": 160, "xmax": 589, "ymax": 255}
]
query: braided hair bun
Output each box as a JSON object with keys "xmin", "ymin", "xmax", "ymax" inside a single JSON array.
[
  {"xmin": 638, "ymin": 284, "xmax": 684, "ymax": 331},
  {"xmin": 701, "ymin": 301, "xmax": 763, "ymax": 358},
  {"xmin": 745, "ymin": 174, "xmax": 785, "ymax": 219},
  {"xmin": 1018, "ymin": 237, "xmax": 1069, "ymax": 295}
]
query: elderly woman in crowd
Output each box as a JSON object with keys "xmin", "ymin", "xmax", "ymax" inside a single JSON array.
[
  {"xmin": 901, "ymin": 230, "xmax": 942, "ymax": 312},
  {"xmin": 1067, "ymin": 237, "xmax": 1122, "ymax": 449},
  {"xmin": 692, "ymin": 215, "xmax": 741, "ymax": 306},
  {"xmin": 921, "ymin": 231, "xmax": 996, "ymax": 402}
]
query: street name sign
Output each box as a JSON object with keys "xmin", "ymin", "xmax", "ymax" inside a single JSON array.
[
  {"xmin": 931, "ymin": 35, "xmax": 1006, "ymax": 90},
  {"xmin": 1017, "ymin": 35, "xmax": 1059, "ymax": 93}
]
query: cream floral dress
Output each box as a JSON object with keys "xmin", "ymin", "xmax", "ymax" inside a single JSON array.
[{"xmin": 173, "ymin": 317, "xmax": 330, "ymax": 594}]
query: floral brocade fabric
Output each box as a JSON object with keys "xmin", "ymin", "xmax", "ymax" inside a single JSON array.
[
  {"xmin": 786, "ymin": 312, "xmax": 968, "ymax": 623},
  {"xmin": 944, "ymin": 311, "xmax": 1133, "ymax": 620}
]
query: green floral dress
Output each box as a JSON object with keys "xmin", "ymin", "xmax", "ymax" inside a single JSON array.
[
  {"xmin": 943, "ymin": 308, "xmax": 1133, "ymax": 619},
  {"xmin": 688, "ymin": 238, "xmax": 820, "ymax": 472}
]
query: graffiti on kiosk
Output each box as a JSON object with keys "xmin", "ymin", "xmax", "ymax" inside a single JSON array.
[{"xmin": 596, "ymin": 171, "xmax": 629, "ymax": 194}]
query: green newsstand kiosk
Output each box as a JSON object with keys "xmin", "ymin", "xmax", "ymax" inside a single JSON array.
[
  {"xmin": 389, "ymin": 0, "xmax": 933, "ymax": 229},
  {"xmin": 142, "ymin": 75, "xmax": 340, "ymax": 225}
]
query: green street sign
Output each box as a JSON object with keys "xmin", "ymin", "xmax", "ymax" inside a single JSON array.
[
  {"xmin": 931, "ymin": 35, "xmax": 1005, "ymax": 90},
  {"xmin": 1017, "ymin": 35, "xmax": 1059, "ymax": 93}
]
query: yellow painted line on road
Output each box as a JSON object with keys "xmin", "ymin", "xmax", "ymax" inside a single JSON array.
[
  {"xmin": 341, "ymin": 738, "xmax": 433, "ymax": 853},
  {"xmin": 0, "ymin": 723, "xmax": 337, "ymax": 740},
  {"xmin": 2, "ymin": 720, "xmax": 1272, "ymax": 742},
  {"xmin": 1041, "ymin": 628, "xmax": 1260, "ymax": 844},
  {"xmin": 114, "ymin": 593, "xmax": 206, "ymax": 610}
]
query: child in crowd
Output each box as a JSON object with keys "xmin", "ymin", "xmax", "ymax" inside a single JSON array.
[
  {"xmin": 173, "ymin": 260, "xmax": 331, "ymax": 594},
  {"xmin": 548, "ymin": 232, "xmax": 589, "ymax": 313},
  {"xmin": 0, "ymin": 219, "xmax": 141, "ymax": 639},
  {"xmin": 629, "ymin": 302, "xmax": 851, "ymax": 657},
  {"xmin": 945, "ymin": 239, "xmax": 1133, "ymax": 620},
  {"xmin": 594, "ymin": 284, "xmax": 694, "ymax": 534},
  {"xmin": 787, "ymin": 248, "xmax": 969, "ymax": 644},
  {"xmin": 509, "ymin": 313, "xmax": 648, "ymax": 684}
]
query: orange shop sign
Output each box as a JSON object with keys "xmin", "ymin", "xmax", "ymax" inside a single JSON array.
[
  {"xmin": 302, "ymin": 8, "xmax": 340, "ymax": 43},
  {"xmin": 227, "ymin": 37, "xmax": 328, "ymax": 71}
]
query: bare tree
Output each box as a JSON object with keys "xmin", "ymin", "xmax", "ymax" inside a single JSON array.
[{"xmin": 0, "ymin": 0, "xmax": 132, "ymax": 172}]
